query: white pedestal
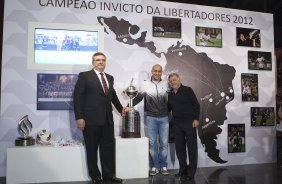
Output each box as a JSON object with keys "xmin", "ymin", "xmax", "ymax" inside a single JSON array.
[
  {"xmin": 115, "ymin": 137, "xmax": 149, "ymax": 179},
  {"xmin": 6, "ymin": 138, "xmax": 149, "ymax": 183},
  {"xmin": 6, "ymin": 145, "xmax": 91, "ymax": 184}
]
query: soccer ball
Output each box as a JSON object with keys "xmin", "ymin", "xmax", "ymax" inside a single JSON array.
[{"xmin": 36, "ymin": 129, "xmax": 52, "ymax": 145}]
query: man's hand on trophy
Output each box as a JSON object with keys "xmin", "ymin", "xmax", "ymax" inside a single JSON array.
[
  {"xmin": 192, "ymin": 120, "xmax": 200, "ymax": 128},
  {"xmin": 122, "ymin": 107, "xmax": 130, "ymax": 116},
  {"xmin": 76, "ymin": 119, "xmax": 85, "ymax": 131}
]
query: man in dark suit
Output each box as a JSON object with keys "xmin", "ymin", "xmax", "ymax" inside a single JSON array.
[{"xmin": 73, "ymin": 52, "xmax": 124, "ymax": 184}]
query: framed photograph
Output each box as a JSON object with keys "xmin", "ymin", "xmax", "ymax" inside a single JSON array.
[
  {"xmin": 241, "ymin": 73, "xmax": 258, "ymax": 102},
  {"xmin": 236, "ymin": 27, "xmax": 260, "ymax": 47},
  {"xmin": 28, "ymin": 22, "xmax": 104, "ymax": 70},
  {"xmin": 228, "ymin": 124, "xmax": 245, "ymax": 153},
  {"xmin": 248, "ymin": 51, "xmax": 272, "ymax": 71},
  {"xmin": 152, "ymin": 16, "xmax": 181, "ymax": 38},
  {"xmin": 251, "ymin": 107, "xmax": 275, "ymax": 126},
  {"xmin": 37, "ymin": 73, "xmax": 78, "ymax": 110},
  {"xmin": 195, "ymin": 26, "xmax": 222, "ymax": 47}
]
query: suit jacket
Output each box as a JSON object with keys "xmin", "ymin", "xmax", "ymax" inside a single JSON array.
[{"xmin": 73, "ymin": 70, "xmax": 123, "ymax": 125}]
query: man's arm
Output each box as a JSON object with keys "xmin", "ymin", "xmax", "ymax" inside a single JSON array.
[
  {"xmin": 111, "ymin": 87, "xmax": 123, "ymax": 114},
  {"xmin": 131, "ymin": 92, "xmax": 145, "ymax": 106},
  {"xmin": 73, "ymin": 72, "xmax": 86, "ymax": 120},
  {"xmin": 189, "ymin": 87, "xmax": 200, "ymax": 122},
  {"xmin": 190, "ymin": 88, "xmax": 200, "ymax": 128},
  {"xmin": 129, "ymin": 82, "xmax": 146, "ymax": 106},
  {"xmin": 73, "ymin": 72, "xmax": 86, "ymax": 130}
]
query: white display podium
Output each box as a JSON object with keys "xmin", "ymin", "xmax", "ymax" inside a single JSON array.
[
  {"xmin": 6, "ymin": 145, "xmax": 91, "ymax": 184},
  {"xmin": 6, "ymin": 137, "xmax": 149, "ymax": 183},
  {"xmin": 115, "ymin": 137, "xmax": 149, "ymax": 179}
]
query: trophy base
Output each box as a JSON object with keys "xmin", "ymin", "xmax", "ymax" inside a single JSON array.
[
  {"xmin": 122, "ymin": 132, "xmax": 141, "ymax": 138},
  {"xmin": 15, "ymin": 137, "xmax": 35, "ymax": 146}
]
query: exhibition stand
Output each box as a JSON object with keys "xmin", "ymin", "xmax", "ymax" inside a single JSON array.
[
  {"xmin": 6, "ymin": 137, "xmax": 149, "ymax": 183},
  {"xmin": 116, "ymin": 137, "xmax": 149, "ymax": 179},
  {"xmin": 6, "ymin": 145, "xmax": 90, "ymax": 184}
]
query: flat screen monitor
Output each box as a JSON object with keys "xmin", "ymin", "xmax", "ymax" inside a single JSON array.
[{"xmin": 27, "ymin": 22, "xmax": 104, "ymax": 70}]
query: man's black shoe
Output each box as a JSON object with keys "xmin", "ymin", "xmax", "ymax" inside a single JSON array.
[
  {"xmin": 185, "ymin": 175, "xmax": 194, "ymax": 181},
  {"xmin": 175, "ymin": 172, "xmax": 187, "ymax": 177},
  {"xmin": 92, "ymin": 177, "xmax": 103, "ymax": 184},
  {"xmin": 104, "ymin": 176, "xmax": 123, "ymax": 183}
]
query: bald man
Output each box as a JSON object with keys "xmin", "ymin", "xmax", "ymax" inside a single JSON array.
[{"xmin": 132, "ymin": 64, "xmax": 170, "ymax": 176}]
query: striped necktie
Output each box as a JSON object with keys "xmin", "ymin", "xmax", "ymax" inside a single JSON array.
[{"xmin": 100, "ymin": 73, "xmax": 109, "ymax": 95}]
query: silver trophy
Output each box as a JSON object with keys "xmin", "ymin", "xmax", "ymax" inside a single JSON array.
[
  {"xmin": 15, "ymin": 115, "xmax": 35, "ymax": 146},
  {"xmin": 122, "ymin": 79, "xmax": 141, "ymax": 138}
]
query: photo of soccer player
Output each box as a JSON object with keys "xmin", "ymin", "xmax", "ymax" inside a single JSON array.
[
  {"xmin": 250, "ymin": 107, "xmax": 275, "ymax": 126},
  {"xmin": 228, "ymin": 124, "xmax": 245, "ymax": 153},
  {"xmin": 152, "ymin": 16, "xmax": 181, "ymax": 38},
  {"xmin": 241, "ymin": 73, "xmax": 258, "ymax": 102},
  {"xmin": 195, "ymin": 26, "xmax": 222, "ymax": 47},
  {"xmin": 248, "ymin": 51, "xmax": 272, "ymax": 71}
]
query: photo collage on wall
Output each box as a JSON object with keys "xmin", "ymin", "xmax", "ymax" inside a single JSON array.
[
  {"xmin": 151, "ymin": 16, "xmax": 275, "ymax": 153},
  {"xmin": 234, "ymin": 26, "xmax": 275, "ymax": 155}
]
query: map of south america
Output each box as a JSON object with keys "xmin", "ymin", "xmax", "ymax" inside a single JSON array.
[{"xmin": 98, "ymin": 16, "xmax": 236, "ymax": 163}]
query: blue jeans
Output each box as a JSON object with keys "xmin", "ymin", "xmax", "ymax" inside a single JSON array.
[{"xmin": 146, "ymin": 116, "xmax": 169, "ymax": 169}]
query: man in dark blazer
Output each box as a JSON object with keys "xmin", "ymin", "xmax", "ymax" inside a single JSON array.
[
  {"xmin": 168, "ymin": 73, "xmax": 200, "ymax": 182},
  {"xmin": 73, "ymin": 52, "xmax": 124, "ymax": 184}
]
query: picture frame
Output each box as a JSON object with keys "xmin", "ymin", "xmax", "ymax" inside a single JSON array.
[
  {"xmin": 236, "ymin": 27, "xmax": 260, "ymax": 47},
  {"xmin": 152, "ymin": 16, "xmax": 181, "ymax": 38},
  {"xmin": 228, "ymin": 124, "xmax": 245, "ymax": 153},
  {"xmin": 250, "ymin": 107, "xmax": 275, "ymax": 126},
  {"xmin": 28, "ymin": 22, "xmax": 104, "ymax": 70},
  {"xmin": 241, "ymin": 73, "xmax": 258, "ymax": 102},
  {"xmin": 248, "ymin": 51, "xmax": 272, "ymax": 71},
  {"xmin": 195, "ymin": 26, "xmax": 222, "ymax": 47},
  {"xmin": 37, "ymin": 73, "xmax": 78, "ymax": 110}
]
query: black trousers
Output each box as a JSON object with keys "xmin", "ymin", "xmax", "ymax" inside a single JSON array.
[
  {"xmin": 83, "ymin": 124, "xmax": 115, "ymax": 180},
  {"xmin": 173, "ymin": 122, "xmax": 198, "ymax": 177}
]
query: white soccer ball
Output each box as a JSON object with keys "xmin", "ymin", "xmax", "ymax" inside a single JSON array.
[{"xmin": 36, "ymin": 129, "xmax": 52, "ymax": 145}]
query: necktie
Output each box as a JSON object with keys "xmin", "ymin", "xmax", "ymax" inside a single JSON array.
[{"xmin": 100, "ymin": 73, "xmax": 109, "ymax": 95}]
